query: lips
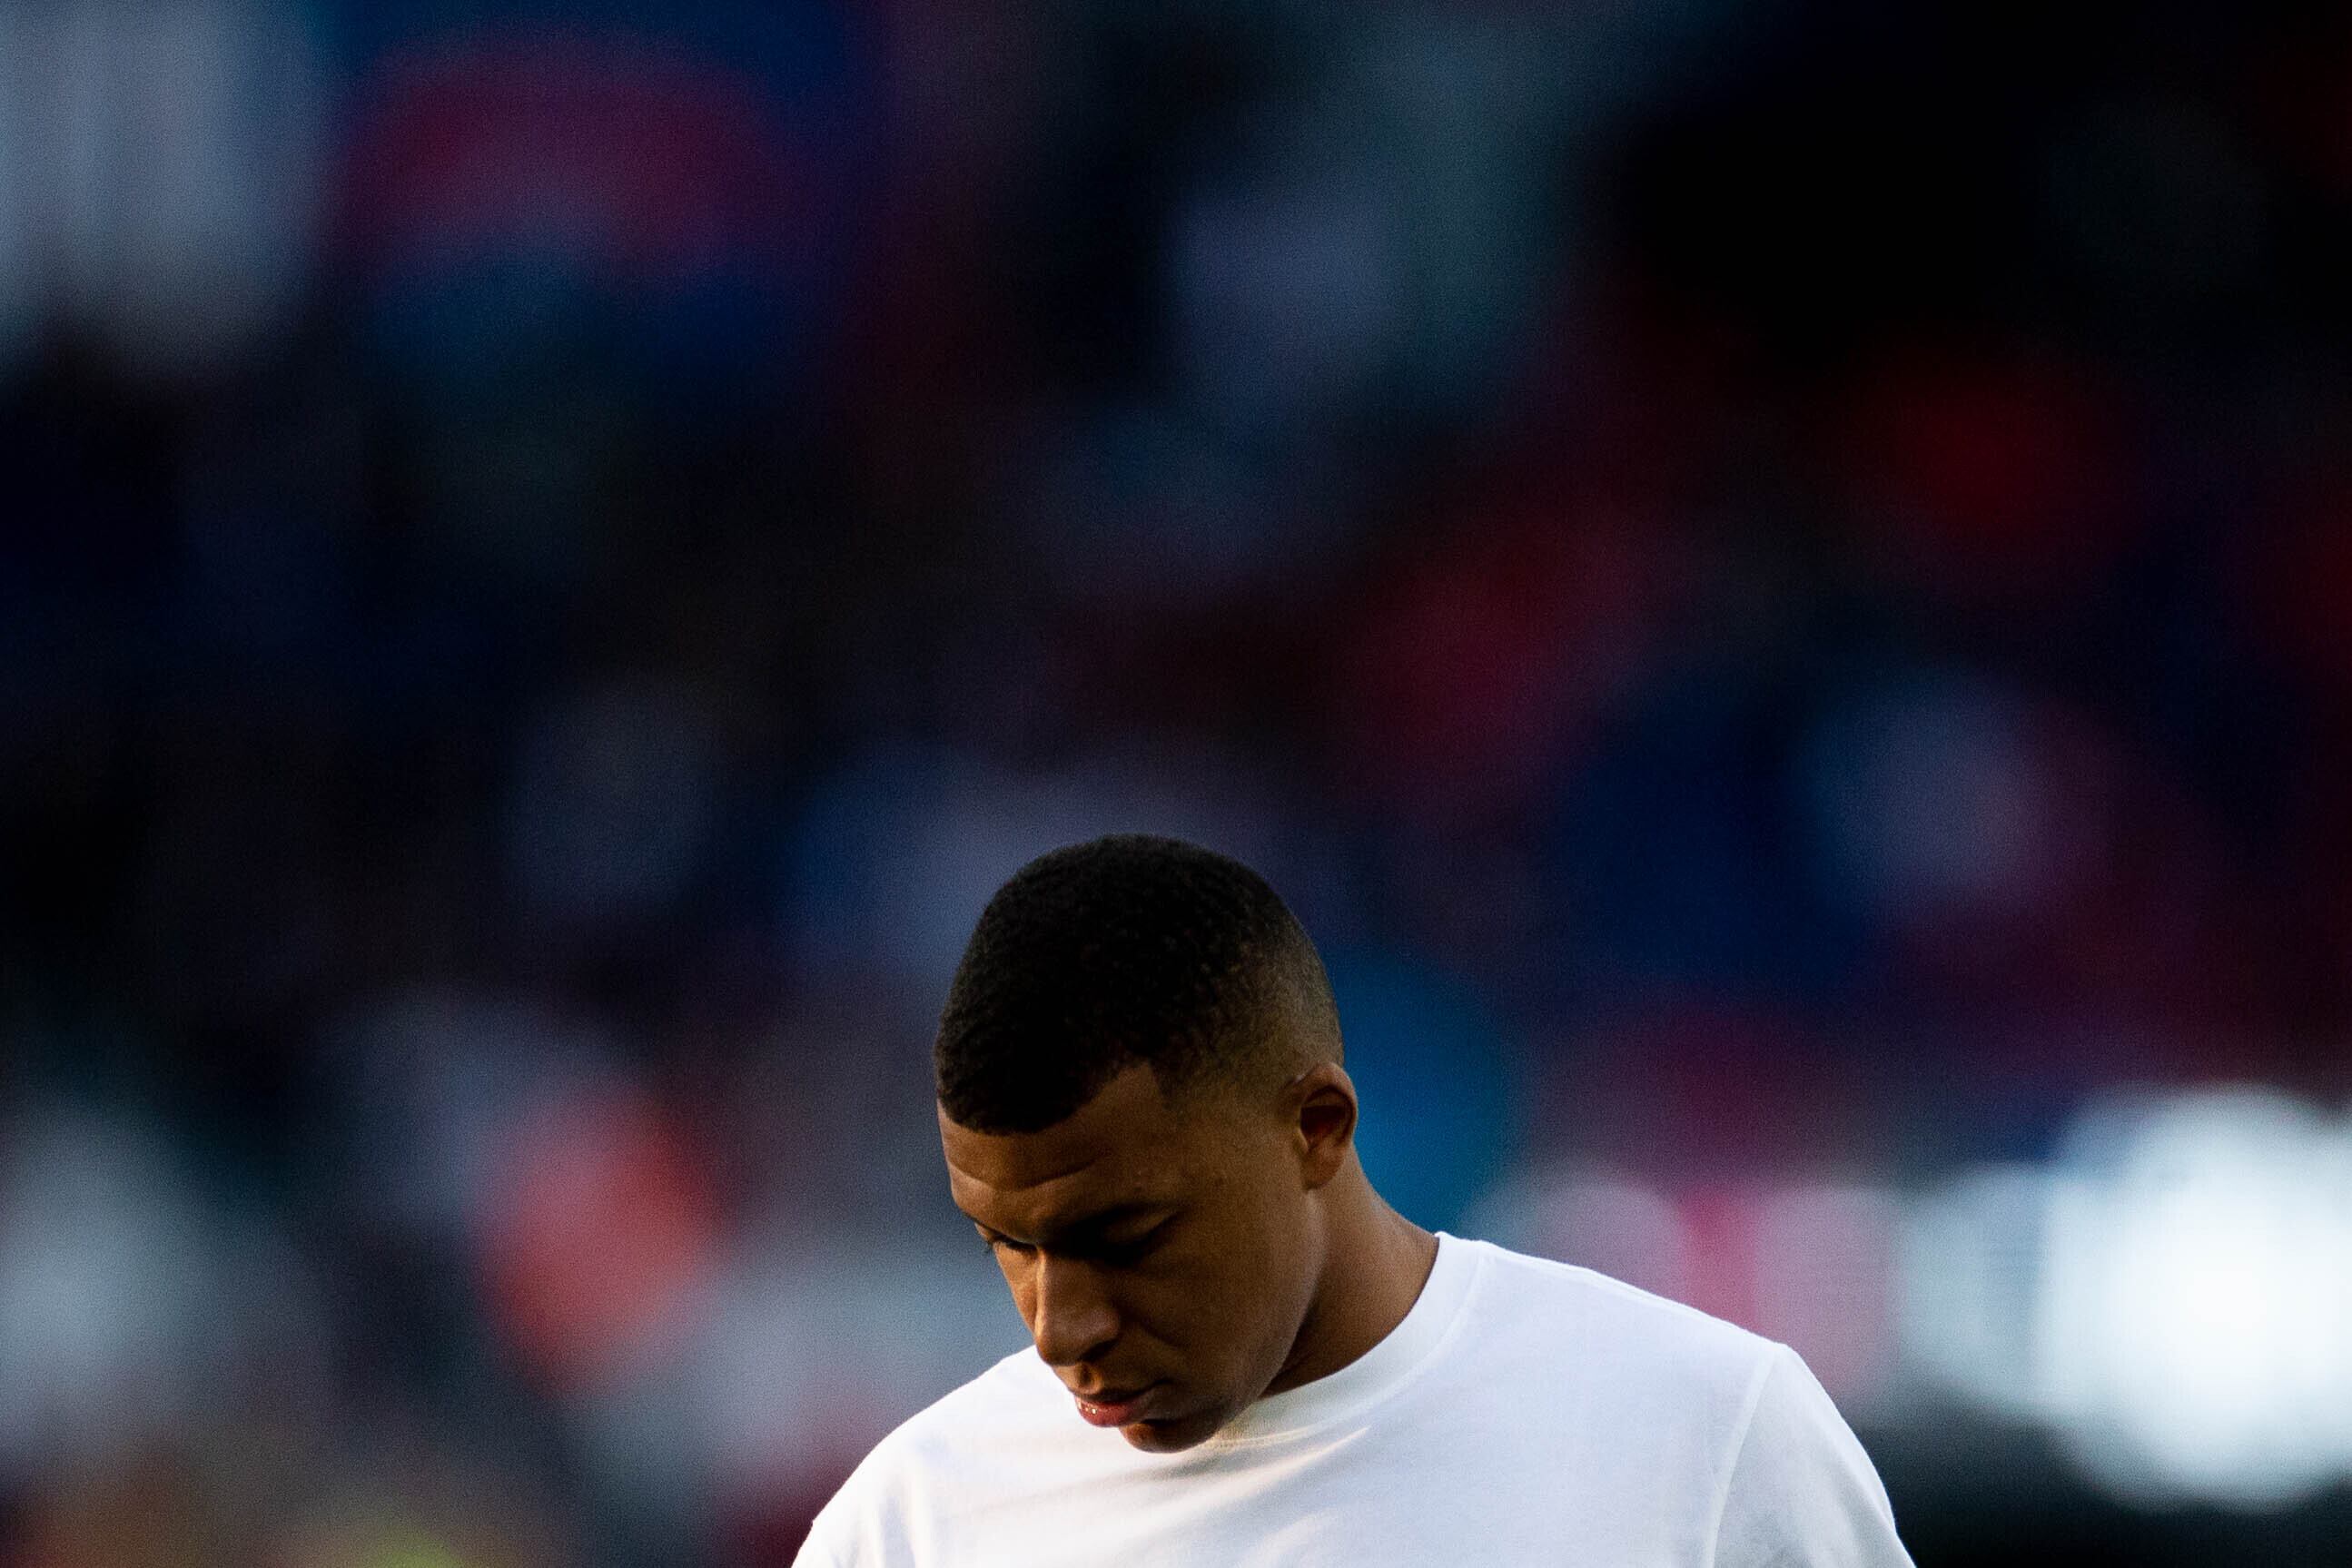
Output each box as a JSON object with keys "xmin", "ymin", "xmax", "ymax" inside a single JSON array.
[{"xmin": 1071, "ymin": 1382, "xmax": 1160, "ymax": 1427}]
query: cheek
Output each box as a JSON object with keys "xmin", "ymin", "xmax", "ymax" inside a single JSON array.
[
  {"xmin": 998, "ymin": 1258, "xmax": 1041, "ymax": 1327},
  {"xmin": 1240, "ymin": 1191, "xmax": 1319, "ymax": 1346},
  {"xmin": 1191, "ymin": 1200, "xmax": 1315, "ymax": 1368}
]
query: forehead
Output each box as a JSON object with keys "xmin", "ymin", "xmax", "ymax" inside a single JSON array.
[{"xmin": 940, "ymin": 1064, "xmax": 1201, "ymax": 1230}]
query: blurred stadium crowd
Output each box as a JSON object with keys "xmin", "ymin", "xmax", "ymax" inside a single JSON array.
[{"xmin": 6, "ymin": 0, "xmax": 2352, "ymax": 1563}]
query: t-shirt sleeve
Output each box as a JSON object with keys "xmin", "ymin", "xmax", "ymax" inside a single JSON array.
[
  {"xmin": 1708, "ymin": 1345, "xmax": 1914, "ymax": 1568},
  {"xmin": 790, "ymin": 1526, "xmax": 850, "ymax": 1568},
  {"xmin": 794, "ymin": 1437, "xmax": 929, "ymax": 1568},
  {"xmin": 791, "ymin": 1472, "xmax": 869, "ymax": 1568}
]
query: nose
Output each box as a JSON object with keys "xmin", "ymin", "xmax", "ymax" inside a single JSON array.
[{"xmin": 1029, "ymin": 1251, "xmax": 1120, "ymax": 1368}]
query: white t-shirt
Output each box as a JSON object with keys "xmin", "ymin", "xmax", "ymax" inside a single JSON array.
[{"xmin": 796, "ymin": 1233, "xmax": 1913, "ymax": 1566}]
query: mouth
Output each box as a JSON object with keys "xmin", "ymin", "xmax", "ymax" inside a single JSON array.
[{"xmin": 1071, "ymin": 1382, "xmax": 1162, "ymax": 1428}]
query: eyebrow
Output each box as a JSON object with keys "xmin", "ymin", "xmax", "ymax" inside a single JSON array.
[{"xmin": 965, "ymin": 1200, "xmax": 1173, "ymax": 1248}]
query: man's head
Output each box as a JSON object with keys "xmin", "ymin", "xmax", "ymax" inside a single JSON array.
[{"xmin": 935, "ymin": 834, "xmax": 1357, "ymax": 1452}]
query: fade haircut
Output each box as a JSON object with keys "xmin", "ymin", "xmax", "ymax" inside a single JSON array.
[{"xmin": 936, "ymin": 834, "xmax": 1341, "ymax": 1134}]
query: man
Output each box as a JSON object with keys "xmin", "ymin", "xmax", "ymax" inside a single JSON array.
[{"xmin": 797, "ymin": 834, "xmax": 1912, "ymax": 1566}]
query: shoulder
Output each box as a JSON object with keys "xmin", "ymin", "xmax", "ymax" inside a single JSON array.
[
  {"xmin": 833, "ymin": 1344, "xmax": 1054, "ymax": 1484},
  {"xmin": 1447, "ymin": 1242, "xmax": 1906, "ymax": 1560},
  {"xmin": 1445, "ymin": 1238, "xmax": 1910, "ymax": 1556},
  {"xmin": 1443, "ymin": 1236, "xmax": 1784, "ymax": 1421},
  {"xmin": 875, "ymin": 1344, "xmax": 1055, "ymax": 1464},
  {"xmin": 1456, "ymin": 1236, "xmax": 1777, "ymax": 1371},
  {"xmin": 798, "ymin": 1348, "xmax": 1056, "ymax": 1564}
]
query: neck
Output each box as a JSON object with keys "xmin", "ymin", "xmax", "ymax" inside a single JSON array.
[{"xmin": 1264, "ymin": 1162, "xmax": 1439, "ymax": 1396}]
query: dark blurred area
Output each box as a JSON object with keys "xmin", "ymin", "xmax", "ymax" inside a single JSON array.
[{"xmin": 6, "ymin": 0, "xmax": 2352, "ymax": 1563}]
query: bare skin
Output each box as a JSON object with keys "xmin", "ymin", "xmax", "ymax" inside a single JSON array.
[{"xmin": 942, "ymin": 1059, "xmax": 1438, "ymax": 1453}]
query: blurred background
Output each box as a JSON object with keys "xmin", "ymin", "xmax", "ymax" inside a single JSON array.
[{"xmin": 5, "ymin": 0, "xmax": 2352, "ymax": 1562}]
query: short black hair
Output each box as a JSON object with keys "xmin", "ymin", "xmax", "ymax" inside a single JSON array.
[{"xmin": 935, "ymin": 834, "xmax": 1340, "ymax": 1133}]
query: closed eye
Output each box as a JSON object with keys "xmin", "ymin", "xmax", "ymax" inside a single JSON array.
[
  {"xmin": 1092, "ymin": 1219, "xmax": 1172, "ymax": 1267},
  {"xmin": 973, "ymin": 1212, "xmax": 1176, "ymax": 1264}
]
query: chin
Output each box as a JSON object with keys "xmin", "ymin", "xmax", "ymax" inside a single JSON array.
[{"xmin": 1121, "ymin": 1408, "xmax": 1226, "ymax": 1454}]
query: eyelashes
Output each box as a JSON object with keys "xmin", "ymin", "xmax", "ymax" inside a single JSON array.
[
  {"xmin": 1093, "ymin": 1223, "xmax": 1170, "ymax": 1267},
  {"xmin": 976, "ymin": 1223, "xmax": 1170, "ymax": 1266}
]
